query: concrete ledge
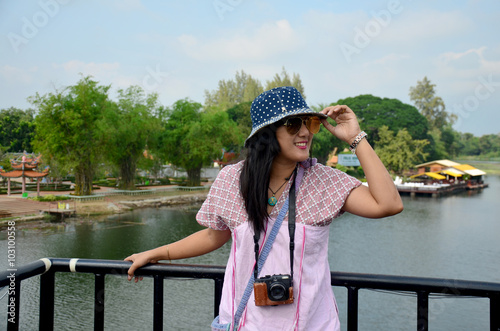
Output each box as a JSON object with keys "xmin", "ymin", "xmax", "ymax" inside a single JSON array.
[{"xmin": 177, "ymin": 185, "xmax": 210, "ymax": 191}]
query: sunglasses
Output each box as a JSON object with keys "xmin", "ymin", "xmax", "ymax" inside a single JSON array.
[{"xmin": 283, "ymin": 116, "xmax": 322, "ymax": 135}]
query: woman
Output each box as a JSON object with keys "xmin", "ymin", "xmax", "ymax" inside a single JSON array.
[{"xmin": 125, "ymin": 86, "xmax": 403, "ymax": 330}]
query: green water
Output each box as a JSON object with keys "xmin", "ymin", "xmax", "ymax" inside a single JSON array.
[{"xmin": 1, "ymin": 176, "xmax": 499, "ymax": 330}]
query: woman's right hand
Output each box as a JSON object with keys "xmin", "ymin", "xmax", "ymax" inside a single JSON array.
[
  {"xmin": 320, "ymin": 105, "xmax": 361, "ymax": 145},
  {"xmin": 124, "ymin": 250, "xmax": 159, "ymax": 282}
]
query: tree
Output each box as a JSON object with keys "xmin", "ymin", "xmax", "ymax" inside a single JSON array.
[
  {"xmin": 204, "ymin": 68, "xmax": 306, "ymax": 111},
  {"xmin": 100, "ymin": 86, "xmax": 162, "ymax": 190},
  {"xmin": 265, "ymin": 67, "xmax": 305, "ymax": 97},
  {"xmin": 427, "ymin": 128, "xmax": 448, "ymax": 160},
  {"xmin": 409, "ymin": 77, "xmax": 457, "ymax": 130},
  {"xmin": 309, "ymin": 94, "xmax": 431, "ymax": 164},
  {"xmin": 0, "ymin": 107, "xmax": 36, "ymax": 152},
  {"xmin": 30, "ymin": 76, "xmax": 111, "ymax": 196},
  {"xmin": 137, "ymin": 150, "xmax": 165, "ymax": 183},
  {"xmin": 335, "ymin": 94, "xmax": 430, "ymax": 143},
  {"xmin": 204, "ymin": 70, "xmax": 263, "ymax": 109},
  {"xmin": 0, "ymin": 144, "xmax": 7, "ymax": 165},
  {"xmin": 374, "ymin": 126, "xmax": 429, "ymax": 173},
  {"xmin": 226, "ymin": 101, "xmax": 252, "ymax": 140},
  {"xmin": 311, "ymin": 125, "xmax": 345, "ymax": 165},
  {"xmin": 459, "ymin": 133, "xmax": 480, "ymax": 156},
  {"xmin": 160, "ymin": 99, "xmax": 243, "ymax": 186}
]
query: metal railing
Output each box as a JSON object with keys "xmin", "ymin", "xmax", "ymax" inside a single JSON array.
[{"xmin": 1, "ymin": 258, "xmax": 499, "ymax": 331}]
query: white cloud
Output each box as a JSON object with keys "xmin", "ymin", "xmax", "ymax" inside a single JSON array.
[
  {"xmin": 178, "ymin": 20, "xmax": 302, "ymax": 61},
  {"xmin": 434, "ymin": 47, "xmax": 500, "ymax": 83},
  {"xmin": 438, "ymin": 47, "xmax": 486, "ymax": 71},
  {"xmin": 0, "ymin": 65, "xmax": 37, "ymax": 84}
]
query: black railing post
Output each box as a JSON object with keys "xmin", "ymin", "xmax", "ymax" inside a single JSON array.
[
  {"xmin": 7, "ymin": 280, "xmax": 21, "ymax": 331},
  {"xmin": 94, "ymin": 273, "xmax": 105, "ymax": 331},
  {"xmin": 153, "ymin": 274, "xmax": 164, "ymax": 331},
  {"xmin": 417, "ymin": 291, "xmax": 429, "ymax": 331},
  {"xmin": 4, "ymin": 259, "xmax": 500, "ymax": 330},
  {"xmin": 347, "ymin": 286, "xmax": 359, "ymax": 331},
  {"xmin": 39, "ymin": 271, "xmax": 55, "ymax": 330},
  {"xmin": 491, "ymin": 294, "xmax": 500, "ymax": 331},
  {"xmin": 214, "ymin": 277, "xmax": 223, "ymax": 317}
]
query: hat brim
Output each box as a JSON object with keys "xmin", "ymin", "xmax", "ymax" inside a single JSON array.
[{"xmin": 244, "ymin": 108, "xmax": 328, "ymax": 146}]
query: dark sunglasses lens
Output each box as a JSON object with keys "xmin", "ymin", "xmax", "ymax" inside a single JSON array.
[
  {"xmin": 306, "ymin": 117, "xmax": 321, "ymax": 134},
  {"xmin": 285, "ymin": 117, "xmax": 303, "ymax": 134}
]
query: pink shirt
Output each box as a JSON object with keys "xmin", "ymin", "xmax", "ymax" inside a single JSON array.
[{"xmin": 197, "ymin": 159, "xmax": 361, "ymax": 330}]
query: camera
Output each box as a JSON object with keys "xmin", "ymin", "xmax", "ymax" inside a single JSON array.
[{"xmin": 254, "ymin": 274, "xmax": 294, "ymax": 306}]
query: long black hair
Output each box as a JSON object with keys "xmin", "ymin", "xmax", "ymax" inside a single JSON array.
[{"xmin": 240, "ymin": 121, "xmax": 283, "ymax": 235}]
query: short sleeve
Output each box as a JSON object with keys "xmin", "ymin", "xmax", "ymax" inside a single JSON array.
[
  {"xmin": 296, "ymin": 163, "xmax": 361, "ymax": 226},
  {"xmin": 196, "ymin": 162, "xmax": 248, "ymax": 231}
]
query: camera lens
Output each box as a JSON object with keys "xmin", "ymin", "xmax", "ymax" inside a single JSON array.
[{"xmin": 269, "ymin": 283, "xmax": 287, "ymax": 301}]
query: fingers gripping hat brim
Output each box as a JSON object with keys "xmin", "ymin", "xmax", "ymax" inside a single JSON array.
[{"xmin": 244, "ymin": 86, "xmax": 327, "ymax": 146}]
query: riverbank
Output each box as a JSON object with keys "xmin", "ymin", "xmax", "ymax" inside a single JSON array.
[{"xmin": 0, "ymin": 185, "xmax": 210, "ymax": 226}]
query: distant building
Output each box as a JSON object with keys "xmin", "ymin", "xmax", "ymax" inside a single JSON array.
[
  {"xmin": 413, "ymin": 159, "xmax": 486, "ymax": 183},
  {"xmin": 415, "ymin": 160, "xmax": 461, "ymax": 174}
]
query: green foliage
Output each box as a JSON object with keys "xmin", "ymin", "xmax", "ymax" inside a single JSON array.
[
  {"xmin": 264, "ymin": 67, "xmax": 305, "ymax": 98},
  {"xmin": 312, "ymin": 94, "xmax": 430, "ymax": 166},
  {"xmin": 0, "ymin": 107, "xmax": 35, "ymax": 152},
  {"xmin": 335, "ymin": 163, "xmax": 348, "ymax": 172},
  {"xmin": 356, "ymin": 166, "xmax": 365, "ymax": 178},
  {"xmin": 311, "ymin": 125, "xmax": 346, "ymax": 164},
  {"xmin": 409, "ymin": 77, "xmax": 456, "ymax": 130},
  {"xmin": 137, "ymin": 151, "xmax": 166, "ymax": 182},
  {"xmin": 160, "ymin": 99, "xmax": 244, "ymax": 186},
  {"xmin": 93, "ymin": 178, "xmax": 117, "ymax": 187},
  {"xmin": 204, "ymin": 67, "xmax": 306, "ymax": 111},
  {"xmin": 204, "ymin": 70, "xmax": 263, "ymax": 110},
  {"xmin": 335, "ymin": 94, "xmax": 430, "ymax": 143},
  {"xmin": 408, "ymin": 77, "xmax": 462, "ymax": 160},
  {"xmin": 29, "ymin": 194, "xmax": 70, "ymax": 202},
  {"xmin": 456, "ymin": 132, "xmax": 500, "ymax": 158},
  {"xmin": 100, "ymin": 86, "xmax": 162, "ymax": 190},
  {"xmin": 157, "ymin": 178, "xmax": 171, "ymax": 185},
  {"xmin": 427, "ymin": 127, "xmax": 448, "ymax": 160},
  {"xmin": 374, "ymin": 126, "xmax": 429, "ymax": 173},
  {"xmin": 30, "ymin": 76, "xmax": 111, "ymax": 195},
  {"xmin": 226, "ymin": 101, "xmax": 252, "ymax": 141},
  {"xmin": 0, "ymin": 146, "xmax": 8, "ymax": 166}
]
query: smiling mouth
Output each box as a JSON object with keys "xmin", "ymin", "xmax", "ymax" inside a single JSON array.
[{"xmin": 295, "ymin": 142, "xmax": 307, "ymax": 147}]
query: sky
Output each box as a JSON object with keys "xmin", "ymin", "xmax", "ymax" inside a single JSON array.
[{"xmin": 1, "ymin": 0, "xmax": 499, "ymax": 136}]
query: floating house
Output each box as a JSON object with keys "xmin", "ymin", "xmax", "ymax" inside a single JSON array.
[{"xmin": 396, "ymin": 159, "xmax": 488, "ymax": 197}]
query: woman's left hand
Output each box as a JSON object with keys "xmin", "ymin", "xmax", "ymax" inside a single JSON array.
[{"xmin": 320, "ymin": 105, "xmax": 361, "ymax": 145}]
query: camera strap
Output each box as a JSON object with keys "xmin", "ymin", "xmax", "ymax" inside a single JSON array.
[
  {"xmin": 288, "ymin": 170, "xmax": 296, "ymax": 281},
  {"xmin": 226, "ymin": 165, "xmax": 302, "ymax": 329},
  {"xmin": 253, "ymin": 166, "xmax": 298, "ymax": 281}
]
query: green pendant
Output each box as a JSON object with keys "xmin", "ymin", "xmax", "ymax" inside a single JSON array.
[{"xmin": 268, "ymin": 196, "xmax": 277, "ymax": 206}]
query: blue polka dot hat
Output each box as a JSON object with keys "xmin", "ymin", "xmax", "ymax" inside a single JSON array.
[{"xmin": 245, "ymin": 86, "xmax": 327, "ymax": 146}]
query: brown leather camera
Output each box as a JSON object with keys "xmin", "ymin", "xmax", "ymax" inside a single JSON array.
[{"xmin": 254, "ymin": 274, "xmax": 294, "ymax": 306}]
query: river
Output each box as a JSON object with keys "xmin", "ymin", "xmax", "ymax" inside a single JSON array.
[{"xmin": 1, "ymin": 175, "xmax": 499, "ymax": 330}]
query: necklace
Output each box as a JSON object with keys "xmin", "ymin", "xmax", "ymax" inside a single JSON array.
[{"xmin": 268, "ymin": 176, "xmax": 291, "ymax": 206}]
